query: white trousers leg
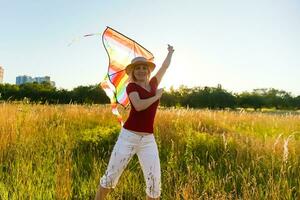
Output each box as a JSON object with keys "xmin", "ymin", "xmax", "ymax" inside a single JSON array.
[{"xmin": 99, "ymin": 128, "xmax": 161, "ymax": 198}]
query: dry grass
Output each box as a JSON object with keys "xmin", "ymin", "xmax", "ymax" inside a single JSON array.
[{"xmin": 0, "ymin": 103, "xmax": 299, "ymax": 199}]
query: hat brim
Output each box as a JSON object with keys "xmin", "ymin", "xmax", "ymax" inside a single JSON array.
[{"xmin": 125, "ymin": 61, "xmax": 155, "ymax": 75}]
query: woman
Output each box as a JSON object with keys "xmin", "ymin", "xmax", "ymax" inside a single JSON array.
[{"xmin": 95, "ymin": 45, "xmax": 174, "ymax": 200}]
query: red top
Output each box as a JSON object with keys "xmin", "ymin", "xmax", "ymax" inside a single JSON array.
[{"xmin": 123, "ymin": 77, "xmax": 159, "ymax": 134}]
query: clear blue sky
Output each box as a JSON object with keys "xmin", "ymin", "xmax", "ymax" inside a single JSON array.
[{"xmin": 1, "ymin": 0, "xmax": 300, "ymax": 95}]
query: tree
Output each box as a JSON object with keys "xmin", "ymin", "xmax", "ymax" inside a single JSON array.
[{"xmin": 238, "ymin": 92, "xmax": 265, "ymax": 110}]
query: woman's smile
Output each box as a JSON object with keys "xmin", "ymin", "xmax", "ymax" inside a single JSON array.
[{"xmin": 136, "ymin": 72, "xmax": 147, "ymax": 76}]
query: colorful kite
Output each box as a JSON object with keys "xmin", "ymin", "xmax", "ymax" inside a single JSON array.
[{"xmin": 100, "ymin": 27, "xmax": 154, "ymax": 124}]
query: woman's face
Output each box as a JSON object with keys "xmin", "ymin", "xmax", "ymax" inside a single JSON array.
[{"xmin": 133, "ymin": 64, "xmax": 150, "ymax": 81}]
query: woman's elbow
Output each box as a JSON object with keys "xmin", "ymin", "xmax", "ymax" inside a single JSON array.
[
  {"xmin": 135, "ymin": 106, "xmax": 145, "ymax": 111},
  {"xmin": 132, "ymin": 103, "xmax": 143, "ymax": 111}
]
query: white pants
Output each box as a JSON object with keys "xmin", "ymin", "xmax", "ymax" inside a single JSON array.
[{"xmin": 100, "ymin": 128, "xmax": 161, "ymax": 198}]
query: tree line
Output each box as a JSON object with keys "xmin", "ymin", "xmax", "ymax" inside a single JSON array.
[
  {"xmin": 160, "ymin": 85, "xmax": 300, "ymax": 110},
  {"xmin": 0, "ymin": 82, "xmax": 299, "ymax": 110},
  {"xmin": 0, "ymin": 82, "xmax": 109, "ymax": 104}
]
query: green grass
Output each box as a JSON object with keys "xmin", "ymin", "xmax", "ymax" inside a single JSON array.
[{"xmin": 0, "ymin": 103, "xmax": 299, "ymax": 199}]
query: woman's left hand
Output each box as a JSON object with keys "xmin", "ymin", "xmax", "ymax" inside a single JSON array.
[{"xmin": 168, "ymin": 44, "xmax": 174, "ymax": 53}]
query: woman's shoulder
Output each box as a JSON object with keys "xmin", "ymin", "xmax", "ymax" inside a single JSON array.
[
  {"xmin": 150, "ymin": 76, "xmax": 158, "ymax": 87},
  {"xmin": 127, "ymin": 81, "xmax": 137, "ymax": 88},
  {"xmin": 150, "ymin": 76, "xmax": 157, "ymax": 81},
  {"xmin": 126, "ymin": 82, "xmax": 139, "ymax": 93}
]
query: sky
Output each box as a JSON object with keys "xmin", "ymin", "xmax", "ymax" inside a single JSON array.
[{"xmin": 1, "ymin": 0, "xmax": 300, "ymax": 96}]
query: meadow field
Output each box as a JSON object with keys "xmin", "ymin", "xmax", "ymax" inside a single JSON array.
[{"xmin": 0, "ymin": 103, "xmax": 299, "ymax": 200}]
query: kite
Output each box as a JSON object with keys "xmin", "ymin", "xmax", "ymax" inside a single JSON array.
[{"xmin": 100, "ymin": 27, "xmax": 154, "ymax": 124}]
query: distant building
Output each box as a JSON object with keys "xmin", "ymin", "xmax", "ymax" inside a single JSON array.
[
  {"xmin": 16, "ymin": 75, "xmax": 55, "ymax": 86},
  {"xmin": 16, "ymin": 75, "xmax": 33, "ymax": 85},
  {"xmin": 33, "ymin": 76, "xmax": 50, "ymax": 83},
  {"xmin": 0, "ymin": 66, "xmax": 3, "ymax": 84}
]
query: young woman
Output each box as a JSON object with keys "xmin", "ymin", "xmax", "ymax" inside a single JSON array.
[{"xmin": 95, "ymin": 45, "xmax": 174, "ymax": 200}]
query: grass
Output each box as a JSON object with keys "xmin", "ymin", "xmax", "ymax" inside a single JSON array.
[{"xmin": 0, "ymin": 103, "xmax": 299, "ymax": 199}]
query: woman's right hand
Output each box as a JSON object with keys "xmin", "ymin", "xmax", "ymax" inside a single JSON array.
[{"xmin": 156, "ymin": 88, "xmax": 164, "ymax": 99}]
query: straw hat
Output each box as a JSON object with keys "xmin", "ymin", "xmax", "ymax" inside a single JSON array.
[{"xmin": 125, "ymin": 57, "xmax": 155, "ymax": 75}]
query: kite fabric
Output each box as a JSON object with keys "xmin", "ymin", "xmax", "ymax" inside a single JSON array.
[{"xmin": 100, "ymin": 27, "xmax": 154, "ymax": 124}]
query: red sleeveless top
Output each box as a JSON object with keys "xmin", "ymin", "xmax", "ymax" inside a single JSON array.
[{"xmin": 123, "ymin": 77, "xmax": 159, "ymax": 134}]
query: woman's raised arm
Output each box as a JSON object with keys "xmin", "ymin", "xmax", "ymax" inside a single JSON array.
[{"xmin": 154, "ymin": 44, "xmax": 174, "ymax": 85}]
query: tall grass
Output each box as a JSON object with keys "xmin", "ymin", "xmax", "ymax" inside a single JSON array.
[{"xmin": 0, "ymin": 103, "xmax": 299, "ymax": 199}]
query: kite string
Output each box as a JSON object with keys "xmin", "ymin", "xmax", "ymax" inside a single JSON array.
[{"xmin": 67, "ymin": 33, "xmax": 102, "ymax": 47}]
